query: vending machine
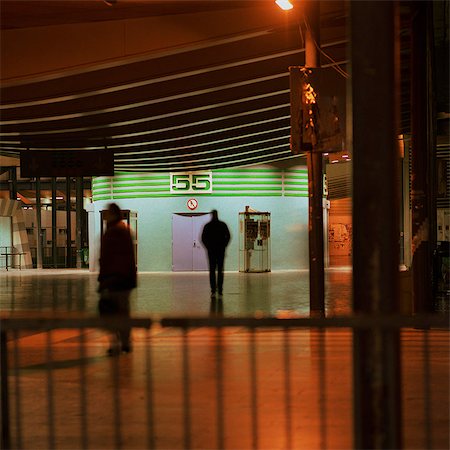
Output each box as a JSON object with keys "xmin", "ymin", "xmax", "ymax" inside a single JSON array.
[{"xmin": 239, "ymin": 210, "xmax": 271, "ymax": 272}]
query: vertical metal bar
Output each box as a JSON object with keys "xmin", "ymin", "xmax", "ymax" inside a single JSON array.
[
  {"xmin": 1, "ymin": 331, "xmax": 10, "ymax": 450},
  {"xmin": 46, "ymin": 331, "xmax": 55, "ymax": 450},
  {"xmin": 215, "ymin": 327, "xmax": 224, "ymax": 450},
  {"xmin": 411, "ymin": 1, "xmax": 434, "ymax": 314},
  {"xmin": 304, "ymin": 0, "xmax": 325, "ymax": 314},
  {"xmin": 35, "ymin": 177, "xmax": 43, "ymax": 269},
  {"xmin": 422, "ymin": 330, "xmax": 432, "ymax": 449},
  {"xmin": 145, "ymin": 328, "xmax": 155, "ymax": 450},
  {"xmin": 283, "ymin": 328, "xmax": 292, "ymax": 450},
  {"xmin": 351, "ymin": 1, "xmax": 402, "ymax": 448},
  {"xmin": 318, "ymin": 329, "xmax": 327, "ymax": 450},
  {"xmin": 79, "ymin": 328, "xmax": 88, "ymax": 450},
  {"xmin": 66, "ymin": 177, "xmax": 72, "ymax": 268},
  {"xmin": 51, "ymin": 178, "xmax": 57, "ymax": 268},
  {"xmin": 13, "ymin": 330, "xmax": 22, "ymax": 450},
  {"xmin": 75, "ymin": 177, "xmax": 83, "ymax": 269},
  {"xmin": 112, "ymin": 346, "xmax": 122, "ymax": 449},
  {"xmin": 249, "ymin": 328, "xmax": 258, "ymax": 450},
  {"xmin": 182, "ymin": 328, "xmax": 191, "ymax": 450}
]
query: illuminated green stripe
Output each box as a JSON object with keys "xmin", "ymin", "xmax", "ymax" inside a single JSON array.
[
  {"xmin": 215, "ymin": 174, "xmax": 281, "ymax": 179},
  {"xmin": 113, "ymin": 175, "xmax": 168, "ymax": 182},
  {"xmin": 112, "ymin": 182, "xmax": 169, "ymax": 188},
  {"xmin": 213, "ymin": 181, "xmax": 281, "ymax": 186},
  {"xmin": 284, "ymin": 193, "xmax": 308, "ymax": 197}
]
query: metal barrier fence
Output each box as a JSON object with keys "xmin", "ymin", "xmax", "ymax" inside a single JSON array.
[{"xmin": 1, "ymin": 315, "xmax": 448, "ymax": 449}]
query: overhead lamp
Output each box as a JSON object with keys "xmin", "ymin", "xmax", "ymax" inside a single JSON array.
[{"xmin": 275, "ymin": 0, "xmax": 294, "ymax": 11}]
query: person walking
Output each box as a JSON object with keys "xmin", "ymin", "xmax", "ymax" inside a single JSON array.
[
  {"xmin": 201, "ymin": 209, "xmax": 230, "ymax": 297},
  {"xmin": 98, "ymin": 203, "xmax": 137, "ymax": 355}
]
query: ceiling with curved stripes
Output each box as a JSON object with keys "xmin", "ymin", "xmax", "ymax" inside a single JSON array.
[{"xmin": 0, "ymin": 1, "xmax": 348, "ymax": 173}]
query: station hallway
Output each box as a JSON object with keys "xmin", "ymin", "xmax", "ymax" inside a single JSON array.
[{"xmin": 1, "ymin": 269, "xmax": 448, "ymax": 450}]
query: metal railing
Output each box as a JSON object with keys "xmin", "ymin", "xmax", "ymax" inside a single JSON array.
[{"xmin": 1, "ymin": 315, "xmax": 448, "ymax": 449}]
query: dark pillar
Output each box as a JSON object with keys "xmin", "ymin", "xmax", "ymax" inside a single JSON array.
[
  {"xmin": 351, "ymin": 1, "xmax": 402, "ymax": 448},
  {"xmin": 35, "ymin": 177, "xmax": 43, "ymax": 269},
  {"xmin": 66, "ymin": 177, "xmax": 72, "ymax": 268},
  {"xmin": 51, "ymin": 178, "xmax": 57, "ymax": 268},
  {"xmin": 75, "ymin": 177, "xmax": 83, "ymax": 269},
  {"xmin": 411, "ymin": 1, "xmax": 435, "ymax": 313},
  {"xmin": 304, "ymin": 0, "xmax": 325, "ymax": 314}
]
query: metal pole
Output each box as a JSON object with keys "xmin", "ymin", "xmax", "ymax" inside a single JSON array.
[
  {"xmin": 304, "ymin": 0, "xmax": 325, "ymax": 314},
  {"xmin": 35, "ymin": 177, "xmax": 43, "ymax": 270},
  {"xmin": 411, "ymin": 1, "xmax": 435, "ymax": 314},
  {"xmin": 75, "ymin": 177, "xmax": 83, "ymax": 269},
  {"xmin": 51, "ymin": 178, "xmax": 57, "ymax": 268},
  {"xmin": 351, "ymin": 1, "xmax": 402, "ymax": 448},
  {"xmin": 66, "ymin": 177, "xmax": 72, "ymax": 268}
]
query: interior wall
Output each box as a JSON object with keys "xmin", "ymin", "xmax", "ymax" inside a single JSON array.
[{"xmin": 90, "ymin": 195, "xmax": 309, "ymax": 272}]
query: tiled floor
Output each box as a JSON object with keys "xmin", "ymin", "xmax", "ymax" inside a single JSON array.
[{"xmin": 0, "ymin": 268, "xmax": 352, "ymax": 317}]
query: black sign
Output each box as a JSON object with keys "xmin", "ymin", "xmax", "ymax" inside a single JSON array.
[{"xmin": 20, "ymin": 150, "xmax": 114, "ymax": 177}]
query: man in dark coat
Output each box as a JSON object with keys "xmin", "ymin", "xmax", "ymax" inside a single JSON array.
[
  {"xmin": 98, "ymin": 203, "xmax": 137, "ymax": 355},
  {"xmin": 201, "ymin": 210, "xmax": 230, "ymax": 297}
]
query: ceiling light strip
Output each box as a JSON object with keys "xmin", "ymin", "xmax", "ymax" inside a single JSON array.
[
  {"xmin": 114, "ymin": 152, "xmax": 300, "ymax": 173},
  {"xmin": 0, "ymin": 40, "xmax": 347, "ymax": 109},
  {"xmin": 114, "ymin": 128, "xmax": 290, "ymax": 158},
  {"xmin": 114, "ymin": 143, "xmax": 290, "ymax": 168},
  {"xmin": 1, "ymin": 90, "xmax": 289, "ymax": 137},
  {"xmin": 0, "ymin": 112, "xmax": 290, "ymax": 151},
  {"xmin": 112, "ymin": 120, "xmax": 290, "ymax": 151},
  {"xmin": 1, "ymin": 29, "xmax": 276, "ymax": 90},
  {"xmin": 0, "ymin": 73, "xmax": 288, "ymax": 125}
]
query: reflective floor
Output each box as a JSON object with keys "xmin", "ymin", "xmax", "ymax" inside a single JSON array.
[{"xmin": 0, "ymin": 268, "xmax": 352, "ymax": 317}]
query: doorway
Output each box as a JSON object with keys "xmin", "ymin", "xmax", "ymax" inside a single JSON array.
[{"xmin": 172, "ymin": 213, "xmax": 210, "ymax": 271}]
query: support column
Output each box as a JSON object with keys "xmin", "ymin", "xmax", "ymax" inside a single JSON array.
[
  {"xmin": 51, "ymin": 177, "xmax": 57, "ymax": 268},
  {"xmin": 35, "ymin": 177, "xmax": 43, "ymax": 269},
  {"xmin": 411, "ymin": 1, "xmax": 435, "ymax": 313},
  {"xmin": 75, "ymin": 177, "xmax": 83, "ymax": 269},
  {"xmin": 66, "ymin": 177, "xmax": 72, "ymax": 268},
  {"xmin": 304, "ymin": 0, "xmax": 325, "ymax": 314},
  {"xmin": 351, "ymin": 1, "xmax": 402, "ymax": 448}
]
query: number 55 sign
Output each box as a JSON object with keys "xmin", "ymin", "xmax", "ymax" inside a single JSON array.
[{"xmin": 170, "ymin": 172, "xmax": 213, "ymax": 194}]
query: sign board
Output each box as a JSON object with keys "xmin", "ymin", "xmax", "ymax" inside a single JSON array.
[
  {"xmin": 170, "ymin": 172, "xmax": 212, "ymax": 194},
  {"xmin": 289, "ymin": 67, "xmax": 346, "ymax": 155},
  {"xmin": 187, "ymin": 199, "xmax": 198, "ymax": 210},
  {"xmin": 20, "ymin": 150, "xmax": 114, "ymax": 177}
]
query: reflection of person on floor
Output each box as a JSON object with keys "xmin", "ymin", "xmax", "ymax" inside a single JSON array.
[
  {"xmin": 201, "ymin": 209, "xmax": 230, "ymax": 297},
  {"xmin": 210, "ymin": 297, "xmax": 224, "ymax": 316},
  {"xmin": 98, "ymin": 203, "xmax": 137, "ymax": 356}
]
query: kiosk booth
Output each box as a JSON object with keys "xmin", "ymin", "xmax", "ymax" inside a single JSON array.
[{"xmin": 239, "ymin": 210, "xmax": 271, "ymax": 273}]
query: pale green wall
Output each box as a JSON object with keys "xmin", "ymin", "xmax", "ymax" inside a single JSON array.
[{"xmin": 90, "ymin": 166, "xmax": 310, "ymax": 272}]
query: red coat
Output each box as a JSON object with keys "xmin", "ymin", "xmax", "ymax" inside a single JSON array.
[{"xmin": 98, "ymin": 220, "xmax": 137, "ymax": 291}]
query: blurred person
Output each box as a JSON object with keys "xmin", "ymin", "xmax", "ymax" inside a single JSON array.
[
  {"xmin": 201, "ymin": 209, "xmax": 230, "ymax": 297},
  {"xmin": 98, "ymin": 203, "xmax": 137, "ymax": 356}
]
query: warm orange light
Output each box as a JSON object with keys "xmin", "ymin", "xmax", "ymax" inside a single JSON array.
[{"xmin": 275, "ymin": 0, "xmax": 294, "ymax": 11}]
